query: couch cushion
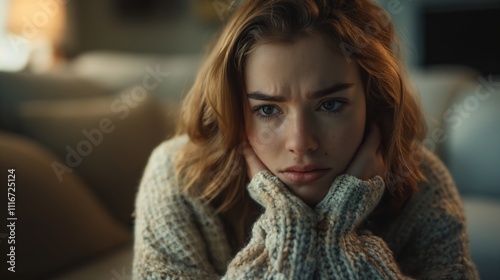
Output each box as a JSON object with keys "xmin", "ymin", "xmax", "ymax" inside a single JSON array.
[
  {"xmin": 0, "ymin": 71, "xmax": 112, "ymax": 134},
  {"xmin": 64, "ymin": 51, "xmax": 201, "ymax": 103},
  {"xmin": 0, "ymin": 132, "xmax": 131, "ymax": 279},
  {"xmin": 445, "ymin": 77, "xmax": 500, "ymax": 198},
  {"xmin": 410, "ymin": 67, "xmax": 478, "ymax": 157},
  {"xmin": 16, "ymin": 89, "xmax": 174, "ymax": 227}
]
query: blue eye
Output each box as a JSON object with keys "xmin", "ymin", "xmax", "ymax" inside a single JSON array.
[
  {"xmin": 253, "ymin": 105, "xmax": 281, "ymax": 120},
  {"xmin": 320, "ymin": 100, "xmax": 345, "ymax": 113},
  {"xmin": 260, "ymin": 105, "xmax": 276, "ymax": 115}
]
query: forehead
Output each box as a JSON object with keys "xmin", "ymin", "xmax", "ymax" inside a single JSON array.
[{"xmin": 244, "ymin": 35, "xmax": 359, "ymax": 91}]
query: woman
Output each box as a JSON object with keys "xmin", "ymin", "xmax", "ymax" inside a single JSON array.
[{"xmin": 133, "ymin": 0, "xmax": 478, "ymax": 278}]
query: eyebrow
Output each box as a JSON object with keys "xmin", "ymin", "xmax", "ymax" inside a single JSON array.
[{"xmin": 246, "ymin": 82, "xmax": 354, "ymax": 102}]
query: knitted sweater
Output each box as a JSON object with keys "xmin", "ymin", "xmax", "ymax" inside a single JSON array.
[{"xmin": 132, "ymin": 136, "xmax": 479, "ymax": 279}]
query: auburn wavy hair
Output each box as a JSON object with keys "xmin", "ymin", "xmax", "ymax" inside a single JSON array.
[{"xmin": 175, "ymin": 0, "xmax": 426, "ymax": 248}]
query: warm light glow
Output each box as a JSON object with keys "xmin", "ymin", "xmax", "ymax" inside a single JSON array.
[
  {"xmin": 7, "ymin": 0, "xmax": 66, "ymax": 44},
  {"xmin": 3, "ymin": 0, "xmax": 67, "ymax": 72}
]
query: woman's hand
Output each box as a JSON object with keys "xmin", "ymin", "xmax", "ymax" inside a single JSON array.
[{"xmin": 345, "ymin": 123, "xmax": 386, "ymax": 180}]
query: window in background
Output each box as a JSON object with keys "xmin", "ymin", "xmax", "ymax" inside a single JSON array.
[
  {"xmin": 1, "ymin": 0, "xmax": 66, "ymax": 72},
  {"xmin": 114, "ymin": 0, "xmax": 185, "ymax": 20},
  {"xmin": 422, "ymin": 3, "xmax": 500, "ymax": 75},
  {"xmin": 0, "ymin": 0, "xmax": 30, "ymax": 72}
]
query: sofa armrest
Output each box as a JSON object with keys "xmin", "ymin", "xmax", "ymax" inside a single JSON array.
[{"xmin": 0, "ymin": 131, "xmax": 131, "ymax": 279}]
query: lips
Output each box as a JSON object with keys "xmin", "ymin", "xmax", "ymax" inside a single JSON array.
[{"xmin": 280, "ymin": 165, "xmax": 330, "ymax": 184}]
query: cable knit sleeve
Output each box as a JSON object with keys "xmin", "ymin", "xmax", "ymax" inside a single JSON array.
[
  {"xmin": 313, "ymin": 174, "xmax": 407, "ymax": 279},
  {"xmin": 133, "ymin": 139, "xmax": 317, "ymax": 279},
  {"xmin": 225, "ymin": 170, "xmax": 317, "ymax": 279},
  {"xmin": 313, "ymin": 151, "xmax": 479, "ymax": 279},
  {"xmin": 134, "ymin": 139, "xmax": 478, "ymax": 279}
]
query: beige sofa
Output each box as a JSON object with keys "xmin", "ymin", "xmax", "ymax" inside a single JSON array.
[{"xmin": 0, "ymin": 70, "xmax": 175, "ymax": 279}]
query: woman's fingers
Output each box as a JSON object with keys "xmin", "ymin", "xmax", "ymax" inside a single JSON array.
[
  {"xmin": 346, "ymin": 123, "xmax": 386, "ymax": 180},
  {"xmin": 242, "ymin": 141, "xmax": 268, "ymax": 179}
]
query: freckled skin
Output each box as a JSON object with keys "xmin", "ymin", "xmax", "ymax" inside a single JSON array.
[{"xmin": 244, "ymin": 35, "xmax": 366, "ymax": 206}]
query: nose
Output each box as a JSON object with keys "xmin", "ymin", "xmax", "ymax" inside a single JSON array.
[{"xmin": 285, "ymin": 112, "xmax": 319, "ymax": 155}]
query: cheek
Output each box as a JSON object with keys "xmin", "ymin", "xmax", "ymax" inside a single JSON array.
[
  {"xmin": 246, "ymin": 123, "xmax": 282, "ymax": 154},
  {"xmin": 341, "ymin": 120, "xmax": 364, "ymax": 150},
  {"xmin": 342, "ymin": 97, "xmax": 367, "ymax": 148},
  {"xmin": 324, "ymin": 110, "xmax": 366, "ymax": 165},
  {"xmin": 245, "ymin": 113, "xmax": 274, "ymax": 152},
  {"xmin": 245, "ymin": 118, "xmax": 285, "ymax": 172},
  {"xmin": 246, "ymin": 126, "xmax": 283, "ymax": 173},
  {"xmin": 244, "ymin": 107, "xmax": 285, "ymax": 153}
]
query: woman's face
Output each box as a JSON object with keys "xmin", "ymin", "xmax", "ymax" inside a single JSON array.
[{"xmin": 244, "ymin": 35, "xmax": 367, "ymax": 206}]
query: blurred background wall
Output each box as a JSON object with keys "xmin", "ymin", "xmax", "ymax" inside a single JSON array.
[
  {"xmin": 377, "ymin": 0, "xmax": 500, "ymax": 74},
  {"xmin": 2, "ymin": 0, "xmax": 499, "ymax": 73},
  {"xmin": 62, "ymin": 0, "xmax": 219, "ymax": 56},
  {"xmin": 34, "ymin": 0, "xmax": 500, "ymax": 73}
]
